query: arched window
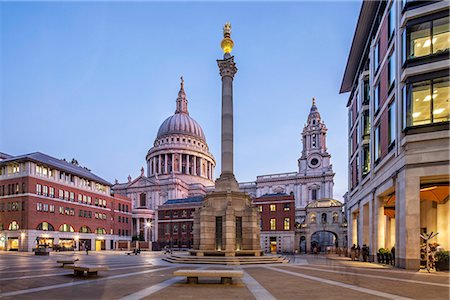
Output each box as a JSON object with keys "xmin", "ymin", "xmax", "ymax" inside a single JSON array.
[
  {"xmin": 312, "ymin": 189, "xmax": 318, "ymax": 201},
  {"xmin": 140, "ymin": 193, "xmax": 146, "ymax": 207},
  {"xmin": 59, "ymin": 224, "xmax": 74, "ymax": 232},
  {"xmin": 332, "ymin": 212, "xmax": 339, "ymax": 223},
  {"xmin": 321, "ymin": 213, "xmax": 327, "ymax": 224},
  {"xmin": 8, "ymin": 221, "xmax": 19, "ymax": 230},
  {"xmin": 80, "ymin": 226, "xmax": 92, "ymax": 233},
  {"xmin": 36, "ymin": 222, "xmax": 54, "ymax": 231},
  {"xmin": 96, "ymin": 228, "xmax": 106, "ymax": 234},
  {"xmin": 310, "ymin": 214, "xmax": 316, "ymax": 224}
]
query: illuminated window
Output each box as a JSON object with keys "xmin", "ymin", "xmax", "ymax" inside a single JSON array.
[
  {"xmin": 406, "ymin": 17, "xmax": 449, "ymax": 60},
  {"xmin": 36, "ymin": 222, "xmax": 54, "ymax": 231},
  {"xmin": 310, "ymin": 214, "xmax": 316, "ymax": 223},
  {"xmin": 333, "ymin": 212, "xmax": 339, "ymax": 223},
  {"xmin": 270, "ymin": 204, "xmax": 276, "ymax": 212},
  {"xmin": 362, "ymin": 145, "xmax": 371, "ymax": 176},
  {"xmin": 49, "ymin": 187, "xmax": 54, "ymax": 198},
  {"xmin": 270, "ymin": 218, "xmax": 276, "ymax": 230},
  {"xmin": 284, "ymin": 203, "xmax": 290, "ymax": 211},
  {"xmin": 8, "ymin": 221, "xmax": 19, "ymax": 230},
  {"xmin": 258, "ymin": 205, "xmax": 262, "ymax": 212},
  {"xmin": 405, "ymin": 76, "xmax": 449, "ymax": 127},
  {"xmin": 284, "ymin": 218, "xmax": 290, "ymax": 230},
  {"xmin": 36, "ymin": 184, "xmax": 42, "ymax": 195},
  {"xmin": 96, "ymin": 228, "xmax": 106, "ymax": 234},
  {"xmin": 59, "ymin": 224, "xmax": 74, "ymax": 232}
]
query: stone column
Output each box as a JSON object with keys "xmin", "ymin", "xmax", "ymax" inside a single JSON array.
[
  {"xmin": 171, "ymin": 153, "xmax": 175, "ymax": 174},
  {"xmin": 216, "ymin": 55, "xmax": 239, "ymax": 192},
  {"xmin": 136, "ymin": 218, "xmax": 140, "ymax": 238},
  {"xmin": 164, "ymin": 154, "xmax": 168, "ymax": 174},
  {"xmin": 199, "ymin": 157, "xmax": 203, "ymax": 177},
  {"xmin": 193, "ymin": 156, "xmax": 197, "ymax": 175},
  {"xmin": 396, "ymin": 169, "xmax": 420, "ymax": 269},
  {"xmin": 179, "ymin": 154, "xmax": 183, "ymax": 173},
  {"xmin": 187, "ymin": 154, "xmax": 190, "ymax": 174}
]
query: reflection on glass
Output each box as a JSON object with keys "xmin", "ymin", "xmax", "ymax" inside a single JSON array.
[
  {"xmin": 433, "ymin": 18, "xmax": 450, "ymax": 54},
  {"xmin": 410, "ymin": 23, "xmax": 431, "ymax": 58},
  {"xmin": 433, "ymin": 79, "xmax": 450, "ymax": 123},
  {"xmin": 412, "ymin": 81, "xmax": 431, "ymax": 126}
]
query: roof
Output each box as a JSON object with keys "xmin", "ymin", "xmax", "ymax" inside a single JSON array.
[
  {"xmin": 0, "ymin": 152, "xmax": 13, "ymax": 160},
  {"xmin": 306, "ymin": 198, "xmax": 343, "ymax": 208},
  {"xmin": 340, "ymin": 1, "xmax": 380, "ymax": 94},
  {"xmin": 255, "ymin": 193, "xmax": 294, "ymax": 201},
  {"xmin": 0, "ymin": 152, "xmax": 111, "ymax": 186},
  {"xmin": 163, "ymin": 196, "xmax": 204, "ymax": 205}
]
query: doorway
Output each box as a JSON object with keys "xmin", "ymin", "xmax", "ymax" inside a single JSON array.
[{"xmin": 270, "ymin": 237, "xmax": 277, "ymax": 253}]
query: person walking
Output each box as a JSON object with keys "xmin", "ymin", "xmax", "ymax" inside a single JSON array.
[{"xmin": 85, "ymin": 243, "xmax": 89, "ymax": 255}]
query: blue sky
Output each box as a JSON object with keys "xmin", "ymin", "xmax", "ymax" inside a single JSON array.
[{"xmin": 0, "ymin": 1, "xmax": 360, "ymax": 201}]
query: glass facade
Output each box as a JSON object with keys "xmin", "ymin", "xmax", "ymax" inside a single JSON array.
[
  {"xmin": 374, "ymin": 125, "xmax": 381, "ymax": 162},
  {"xmin": 406, "ymin": 17, "xmax": 449, "ymax": 60},
  {"xmin": 405, "ymin": 76, "xmax": 449, "ymax": 127},
  {"xmin": 388, "ymin": 102, "xmax": 396, "ymax": 146}
]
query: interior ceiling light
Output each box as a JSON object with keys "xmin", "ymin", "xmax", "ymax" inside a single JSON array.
[
  {"xmin": 423, "ymin": 39, "xmax": 431, "ymax": 47},
  {"xmin": 424, "ymin": 95, "xmax": 431, "ymax": 101},
  {"xmin": 412, "ymin": 112, "xmax": 421, "ymax": 118}
]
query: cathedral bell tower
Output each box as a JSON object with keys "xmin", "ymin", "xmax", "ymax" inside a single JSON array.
[{"xmin": 298, "ymin": 98, "xmax": 332, "ymax": 176}]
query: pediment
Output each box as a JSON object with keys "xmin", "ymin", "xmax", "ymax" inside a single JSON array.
[{"xmin": 127, "ymin": 175, "xmax": 157, "ymax": 188}]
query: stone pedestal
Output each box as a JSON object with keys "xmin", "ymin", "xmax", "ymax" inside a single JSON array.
[{"xmin": 193, "ymin": 190, "xmax": 261, "ymax": 256}]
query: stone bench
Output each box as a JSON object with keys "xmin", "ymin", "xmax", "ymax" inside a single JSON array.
[
  {"xmin": 64, "ymin": 265, "xmax": 109, "ymax": 276},
  {"xmin": 174, "ymin": 269, "xmax": 243, "ymax": 284},
  {"xmin": 56, "ymin": 259, "xmax": 79, "ymax": 267}
]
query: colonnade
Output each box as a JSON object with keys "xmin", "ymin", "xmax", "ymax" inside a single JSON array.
[{"xmin": 148, "ymin": 153, "xmax": 214, "ymax": 180}]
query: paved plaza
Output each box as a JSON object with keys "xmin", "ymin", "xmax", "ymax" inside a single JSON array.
[{"xmin": 0, "ymin": 252, "xmax": 448, "ymax": 300}]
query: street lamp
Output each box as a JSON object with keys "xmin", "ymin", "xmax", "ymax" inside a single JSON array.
[{"xmin": 145, "ymin": 220, "xmax": 153, "ymax": 247}]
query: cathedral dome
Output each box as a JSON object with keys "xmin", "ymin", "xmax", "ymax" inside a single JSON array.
[
  {"xmin": 157, "ymin": 113, "xmax": 206, "ymax": 142},
  {"xmin": 156, "ymin": 77, "xmax": 206, "ymax": 143}
]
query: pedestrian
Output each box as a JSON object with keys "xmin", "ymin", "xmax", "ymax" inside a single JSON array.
[
  {"xmin": 351, "ymin": 244, "xmax": 356, "ymax": 260},
  {"xmin": 85, "ymin": 243, "xmax": 89, "ymax": 255}
]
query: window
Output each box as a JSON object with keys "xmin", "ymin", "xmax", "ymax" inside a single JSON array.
[
  {"xmin": 270, "ymin": 204, "xmax": 276, "ymax": 212},
  {"xmin": 312, "ymin": 189, "xmax": 317, "ymax": 201},
  {"xmin": 43, "ymin": 186, "xmax": 48, "ymax": 196},
  {"xmin": 173, "ymin": 224, "xmax": 178, "ymax": 233},
  {"xmin": 405, "ymin": 76, "xmax": 449, "ymax": 127},
  {"xmin": 59, "ymin": 224, "xmax": 74, "ymax": 232},
  {"xmin": 363, "ymin": 79, "xmax": 370, "ymax": 105},
  {"xmin": 310, "ymin": 214, "xmax": 316, "ymax": 223},
  {"xmin": 59, "ymin": 190, "xmax": 63, "ymax": 199},
  {"xmin": 96, "ymin": 228, "xmax": 106, "ymax": 234},
  {"xmin": 8, "ymin": 221, "xmax": 19, "ymax": 230},
  {"xmin": 36, "ymin": 222, "xmax": 54, "ymax": 231},
  {"xmin": 388, "ymin": 4, "xmax": 396, "ymax": 39},
  {"xmin": 70, "ymin": 192, "xmax": 74, "ymax": 201},
  {"xmin": 43, "ymin": 204, "xmax": 48, "ymax": 212},
  {"xmin": 37, "ymin": 202, "xmax": 42, "ymax": 211},
  {"xmin": 258, "ymin": 205, "xmax": 263, "ymax": 212},
  {"xmin": 362, "ymin": 145, "xmax": 371, "ymax": 176},
  {"xmin": 374, "ymin": 83, "xmax": 380, "ymax": 114},
  {"xmin": 388, "ymin": 51, "xmax": 396, "ymax": 89},
  {"xmin": 80, "ymin": 226, "xmax": 91, "ymax": 233},
  {"xmin": 388, "ymin": 102, "xmax": 396, "ymax": 147},
  {"xmin": 36, "ymin": 184, "xmax": 42, "ymax": 195},
  {"xmin": 270, "ymin": 218, "xmax": 276, "ymax": 230},
  {"xmin": 406, "ymin": 17, "xmax": 450, "ymax": 60},
  {"xmin": 374, "ymin": 41, "xmax": 380, "ymax": 71},
  {"xmin": 49, "ymin": 204, "xmax": 54, "ymax": 213},
  {"xmin": 64, "ymin": 191, "xmax": 69, "ymax": 200},
  {"xmin": 284, "ymin": 203, "xmax": 290, "ymax": 211},
  {"xmin": 284, "ymin": 218, "xmax": 290, "ymax": 230},
  {"xmin": 59, "ymin": 207, "xmax": 64, "ymax": 214},
  {"xmin": 78, "ymin": 194, "xmax": 82, "ymax": 203},
  {"xmin": 49, "ymin": 187, "xmax": 54, "ymax": 198},
  {"xmin": 140, "ymin": 193, "xmax": 146, "ymax": 207},
  {"xmin": 362, "ymin": 110, "xmax": 370, "ymax": 139},
  {"xmin": 374, "ymin": 125, "xmax": 381, "ymax": 163}
]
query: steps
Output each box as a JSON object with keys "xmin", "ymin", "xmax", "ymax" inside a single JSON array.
[{"xmin": 162, "ymin": 254, "xmax": 290, "ymax": 265}]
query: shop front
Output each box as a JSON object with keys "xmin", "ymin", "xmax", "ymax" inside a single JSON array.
[{"xmin": 8, "ymin": 237, "xmax": 19, "ymax": 251}]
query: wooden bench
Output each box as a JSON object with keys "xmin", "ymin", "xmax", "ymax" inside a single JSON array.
[
  {"xmin": 173, "ymin": 269, "xmax": 244, "ymax": 284},
  {"xmin": 64, "ymin": 265, "xmax": 109, "ymax": 276},
  {"xmin": 56, "ymin": 259, "xmax": 79, "ymax": 267}
]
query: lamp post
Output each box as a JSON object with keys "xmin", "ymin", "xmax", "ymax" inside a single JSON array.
[{"xmin": 145, "ymin": 220, "xmax": 152, "ymax": 250}]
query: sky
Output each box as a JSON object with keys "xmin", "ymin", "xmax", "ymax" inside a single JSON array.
[{"xmin": 0, "ymin": 1, "xmax": 361, "ymax": 201}]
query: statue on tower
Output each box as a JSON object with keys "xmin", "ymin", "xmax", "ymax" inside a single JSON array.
[{"xmin": 221, "ymin": 22, "xmax": 234, "ymax": 54}]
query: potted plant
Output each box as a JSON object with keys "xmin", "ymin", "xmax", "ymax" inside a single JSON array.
[
  {"xmin": 435, "ymin": 250, "xmax": 449, "ymax": 271},
  {"xmin": 377, "ymin": 248, "xmax": 385, "ymax": 264},
  {"xmin": 384, "ymin": 248, "xmax": 391, "ymax": 265}
]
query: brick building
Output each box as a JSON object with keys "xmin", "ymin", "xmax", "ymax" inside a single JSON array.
[
  {"xmin": 253, "ymin": 193, "xmax": 295, "ymax": 253},
  {"xmin": 340, "ymin": 0, "xmax": 449, "ymax": 269},
  {"xmin": 156, "ymin": 196, "xmax": 203, "ymax": 250},
  {"xmin": 0, "ymin": 152, "xmax": 132, "ymax": 252}
]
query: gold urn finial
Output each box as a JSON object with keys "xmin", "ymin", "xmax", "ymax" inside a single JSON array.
[{"xmin": 221, "ymin": 22, "xmax": 234, "ymax": 54}]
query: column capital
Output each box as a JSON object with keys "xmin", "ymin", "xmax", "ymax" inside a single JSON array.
[{"xmin": 217, "ymin": 56, "xmax": 237, "ymax": 79}]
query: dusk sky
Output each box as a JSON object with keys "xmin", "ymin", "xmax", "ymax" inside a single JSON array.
[{"xmin": 1, "ymin": 1, "xmax": 361, "ymax": 201}]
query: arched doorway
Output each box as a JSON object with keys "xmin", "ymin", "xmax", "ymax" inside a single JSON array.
[
  {"xmin": 299, "ymin": 236, "xmax": 306, "ymax": 254},
  {"xmin": 311, "ymin": 231, "xmax": 338, "ymax": 253}
]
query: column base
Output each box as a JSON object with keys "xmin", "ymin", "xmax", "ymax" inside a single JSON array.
[{"xmin": 215, "ymin": 173, "xmax": 239, "ymax": 192}]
